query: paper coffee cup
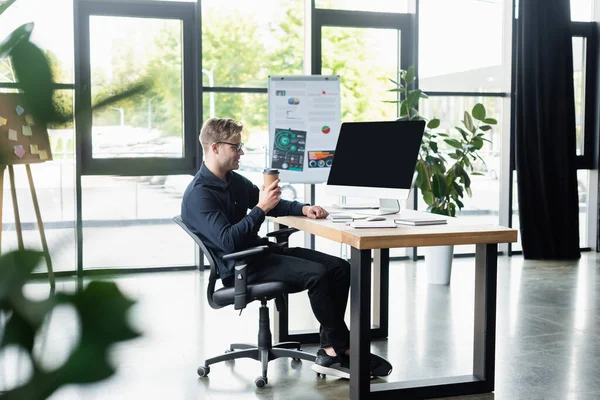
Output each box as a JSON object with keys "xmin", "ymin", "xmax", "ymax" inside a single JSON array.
[{"xmin": 263, "ymin": 168, "xmax": 279, "ymax": 187}]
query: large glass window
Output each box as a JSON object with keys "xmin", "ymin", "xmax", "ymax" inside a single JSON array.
[
  {"xmin": 418, "ymin": 0, "xmax": 506, "ymax": 93},
  {"xmin": 201, "ymin": 0, "xmax": 305, "ymax": 88},
  {"xmin": 0, "ymin": 0, "xmax": 74, "ymax": 84},
  {"xmin": 572, "ymin": 36, "xmax": 587, "ymax": 156},
  {"xmin": 321, "ymin": 26, "xmax": 401, "ymax": 122},
  {"xmin": 90, "ymin": 16, "xmax": 184, "ymax": 159},
  {"xmin": 571, "ymin": 0, "xmax": 595, "ymax": 21},
  {"xmin": 315, "ymin": 0, "xmax": 415, "ymax": 13},
  {"xmin": 81, "ymin": 175, "xmax": 196, "ymax": 269}
]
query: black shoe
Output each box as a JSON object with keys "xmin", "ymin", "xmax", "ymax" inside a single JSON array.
[
  {"xmin": 340, "ymin": 353, "xmax": 393, "ymax": 377},
  {"xmin": 311, "ymin": 349, "xmax": 350, "ymax": 379}
]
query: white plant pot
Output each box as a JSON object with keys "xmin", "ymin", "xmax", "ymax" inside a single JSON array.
[{"xmin": 425, "ymin": 245, "xmax": 454, "ymax": 285}]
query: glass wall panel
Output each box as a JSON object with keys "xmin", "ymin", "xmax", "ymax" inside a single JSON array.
[
  {"xmin": 81, "ymin": 175, "xmax": 196, "ymax": 269},
  {"xmin": 201, "ymin": 0, "xmax": 305, "ymax": 88},
  {"xmin": 573, "ymin": 36, "xmax": 587, "ymax": 156},
  {"xmin": 90, "ymin": 16, "xmax": 184, "ymax": 159},
  {"xmin": 416, "ymin": 96, "xmax": 504, "ymax": 255},
  {"xmin": 1, "ymin": 90, "xmax": 75, "ymax": 272},
  {"xmin": 321, "ymin": 26, "xmax": 400, "ymax": 122},
  {"xmin": 418, "ymin": 0, "xmax": 506, "ymax": 93},
  {"xmin": 0, "ymin": 0, "xmax": 74, "ymax": 84},
  {"xmin": 315, "ymin": 0, "xmax": 415, "ymax": 13},
  {"xmin": 571, "ymin": 0, "xmax": 594, "ymax": 21}
]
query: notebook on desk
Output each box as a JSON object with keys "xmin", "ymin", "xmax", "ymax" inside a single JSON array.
[
  {"xmin": 350, "ymin": 221, "xmax": 397, "ymax": 229},
  {"xmin": 394, "ymin": 215, "xmax": 447, "ymax": 226}
]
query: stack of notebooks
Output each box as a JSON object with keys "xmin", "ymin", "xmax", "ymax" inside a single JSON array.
[{"xmin": 394, "ymin": 215, "xmax": 447, "ymax": 226}]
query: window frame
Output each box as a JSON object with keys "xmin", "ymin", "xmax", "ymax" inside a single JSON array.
[{"xmin": 76, "ymin": 0, "xmax": 199, "ymax": 176}]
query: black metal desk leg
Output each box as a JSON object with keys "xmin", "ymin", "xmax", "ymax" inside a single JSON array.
[
  {"xmin": 371, "ymin": 248, "xmax": 389, "ymax": 339},
  {"xmin": 350, "ymin": 247, "xmax": 372, "ymax": 400},
  {"xmin": 473, "ymin": 243, "xmax": 498, "ymax": 392}
]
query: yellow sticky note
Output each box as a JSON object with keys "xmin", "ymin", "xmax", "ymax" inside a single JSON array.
[
  {"xmin": 0, "ymin": 116, "xmax": 7, "ymax": 126},
  {"xmin": 25, "ymin": 115, "xmax": 34, "ymax": 126},
  {"xmin": 30, "ymin": 144, "xmax": 39, "ymax": 154},
  {"xmin": 8, "ymin": 129, "xmax": 18, "ymax": 141},
  {"xmin": 39, "ymin": 149, "xmax": 48, "ymax": 160},
  {"xmin": 22, "ymin": 125, "xmax": 32, "ymax": 136}
]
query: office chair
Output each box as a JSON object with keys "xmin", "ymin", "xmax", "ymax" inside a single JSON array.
[{"xmin": 173, "ymin": 216, "xmax": 316, "ymax": 388}]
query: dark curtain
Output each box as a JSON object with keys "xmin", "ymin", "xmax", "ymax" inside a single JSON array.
[{"xmin": 515, "ymin": 0, "xmax": 580, "ymax": 260}]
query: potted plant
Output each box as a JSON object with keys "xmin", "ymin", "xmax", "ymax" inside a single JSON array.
[{"xmin": 389, "ymin": 66, "xmax": 497, "ymax": 284}]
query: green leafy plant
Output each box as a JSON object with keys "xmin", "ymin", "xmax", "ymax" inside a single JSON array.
[
  {"xmin": 388, "ymin": 66, "xmax": 497, "ymax": 217},
  {"xmin": 0, "ymin": 2, "xmax": 147, "ymax": 398}
]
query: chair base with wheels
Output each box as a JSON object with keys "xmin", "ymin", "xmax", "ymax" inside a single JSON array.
[
  {"xmin": 197, "ymin": 300, "xmax": 315, "ymax": 387},
  {"xmin": 173, "ymin": 216, "xmax": 315, "ymax": 388}
]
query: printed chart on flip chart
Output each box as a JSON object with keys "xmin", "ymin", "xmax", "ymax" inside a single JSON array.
[{"xmin": 268, "ymin": 75, "xmax": 341, "ymax": 184}]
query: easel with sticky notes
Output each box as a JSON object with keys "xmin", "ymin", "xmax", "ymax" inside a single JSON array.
[{"xmin": 0, "ymin": 93, "xmax": 54, "ymax": 287}]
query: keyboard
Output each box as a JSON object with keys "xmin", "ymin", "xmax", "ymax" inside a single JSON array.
[{"xmin": 331, "ymin": 203, "xmax": 379, "ymax": 210}]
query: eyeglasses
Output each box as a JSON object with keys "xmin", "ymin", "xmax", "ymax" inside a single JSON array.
[{"xmin": 215, "ymin": 141, "xmax": 244, "ymax": 152}]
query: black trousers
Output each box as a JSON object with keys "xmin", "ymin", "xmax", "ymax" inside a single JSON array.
[{"xmin": 247, "ymin": 246, "xmax": 351, "ymax": 355}]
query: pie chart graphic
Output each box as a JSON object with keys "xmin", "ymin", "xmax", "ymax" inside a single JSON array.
[{"xmin": 321, "ymin": 126, "xmax": 331, "ymax": 134}]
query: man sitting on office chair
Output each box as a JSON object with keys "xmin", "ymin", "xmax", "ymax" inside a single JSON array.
[{"xmin": 181, "ymin": 117, "xmax": 385, "ymax": 379}]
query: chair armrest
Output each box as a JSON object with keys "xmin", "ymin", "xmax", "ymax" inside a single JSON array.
[
  {"xmin": 222, "ymin": 245, "xmax": 268, "ymax": 310},
  {"xmin": 266, "ymin": 228, "xmax": 299, "ymax": 245},
  {"xmin": 222, "ymin": 245, "xmax": 268, "ymax": 261}
]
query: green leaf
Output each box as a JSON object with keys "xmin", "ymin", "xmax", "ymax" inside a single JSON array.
[
  {"xmin": 405, "ymin": 66, "xmax": 415, "ymax": 84},
  {"xmin": 423, "ymin": 191, "xmax": 434, "ymax": 206},
  {"xmin": 388, "ymin": 77, "xmax": 402, "ymax": 87},
  {"xmin": 483, "ymin": 118, "xmax": 498, "ymax": 124},
  {"xmin": 0, "ymin": 0, "xmax": 17, "ymax": 15},
  {"xmin": 1, "ymin": 312, "xmax": 36, "ymax": 352},
  {"xmin": 452, "ymin": 181, "xmax": 464, "ymax": 197},
  {"xmin": 463, "ymin": 111, "xmax": 474, "ymax": 133},
  {"xmin": 386, "ymin": 88, "xmax": 404, "ymax": 92},
  {"xmin": 429, "ymin": 141, "xmax": 438, "ymax": 153},
  {"xmin": 399, "ymin": 100, "xmax": 408, "ymax": 116},
  {"xmin": 471, "ymin": 172, "xmax": 485, "ymax": 176},
  {"xmin": 444, "ymin": 138, "xmax": 463, "ymax": 149},
  {"xmin": 456, "ymin": 127, "xmax": 469, "ymax": 141},
  {"xmin": 456, "ymin": 199, "xmax": 464, "ymax": 209},
  {"xmin": 10, "ymin": 39, "xmax": 56, "ymax": 126},
  {"xmin": 472, "ymin": 137, "xmax": 484, "ymax": 150},
  {"xmin": 406, "ymin": 89, "xmax": 421, "ymax": 110},
  {"xmin": 0, "ymin": 22, "xmax": 34, "ymax": 58},
  {"xmin": 432, "ymin": 174, "xmax": 446, "ymax": 198},
  {"xmin": 437, "ymin": 132, "xmax": 449, "ymax": 137},
  {"xmin": 472, "ymin": 103, "xmax": 486, "ymax": 121},
  {"xmin": 427, "ymin": 118, "xmax": 440, "ymax": 129},
  {"xmin": 466, "ymin": 186, "xmax": 472, "ymax": 197},
  {"xmin": 420, "ymin": 92, "xmax": 429, "ymax": 99},
  {"xmin": 479, "ymin": 125, "xmax": 492, "ymax": 131},
  {"xmin": 0, "ymin": 250, "xmax": 45, "ymax": 301}
]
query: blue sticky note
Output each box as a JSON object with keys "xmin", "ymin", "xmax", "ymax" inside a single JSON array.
[{"xmin": 16, "ymin": 105, "xmax": 24, "ymax": 116}]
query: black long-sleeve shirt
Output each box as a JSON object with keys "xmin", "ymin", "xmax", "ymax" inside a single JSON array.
[{"xmin": 181, "ymin": 163, "xmax": 306, "ymax": 281}]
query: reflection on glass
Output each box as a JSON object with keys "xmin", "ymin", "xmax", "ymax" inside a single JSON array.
[
  {"xmin": 315, "ymin": 0, "xmax": 414, "ymax": 13},
  {"xmin": 0, "ymin": 0, "xmax": 74, "ymax": 83},
  {"xmin": 201, "ymin": 0, "xmax": 304, "ymax": 88},
  {"xmin": 572, "ymin": 37, "xmax": 586, "ymax": 156},
  {"xmin": 419, "ymin": 0, "xmax": 505, "ymax": 92},
  {"xmin": 322, "ymin": 27, "xmax": 400, "ymax": 122},
  {"xmin": 90, "ymin": 16, "xmax": 184, "ymax": 159}
]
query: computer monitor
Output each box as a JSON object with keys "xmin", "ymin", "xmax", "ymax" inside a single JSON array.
[{"xmin": 326, "ymin": 120, "xmax": 426, "ymax": 215}]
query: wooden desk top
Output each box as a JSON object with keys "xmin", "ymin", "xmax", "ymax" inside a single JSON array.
[{"xmin": 270, "ymin": 210, "xmax": 518, "ymax": 250}]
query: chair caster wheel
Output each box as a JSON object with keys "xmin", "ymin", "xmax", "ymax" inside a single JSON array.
[
  {"xmin": 316, "ymin": 372, "xmax": 326, "ymax": 378},
  {"xmin": 255, "ymin": 376, "xmax": 268, "ymax": 388},
  {"xmin": 292, "ymin": 358, "xmax": 301, "ymax": 362},
  {"xmin": 225, "ymin": 349, "xmax": 234, "ymax": 353},
  {"xmin": 197, "ymin": 366, "xmax": 210, "ymax": 377}
]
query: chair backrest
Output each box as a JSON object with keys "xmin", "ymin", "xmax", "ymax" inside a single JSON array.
[{"xmin": 173, "ymin": 215, "xmax": 223, "ymax": 309}]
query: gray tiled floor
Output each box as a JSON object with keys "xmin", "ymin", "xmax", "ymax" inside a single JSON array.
[{"xmin": 2, "ymin": 252, "xmax": 599, "ymax": 399}]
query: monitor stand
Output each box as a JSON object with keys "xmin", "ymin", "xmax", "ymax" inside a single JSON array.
[{"xmin": 354, "ymin": 199, "xmax": 400, "ymax": 216}]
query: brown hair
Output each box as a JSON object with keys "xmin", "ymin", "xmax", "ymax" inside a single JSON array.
[{"xmin": 199, "ymin": 117, "xmax": 243, "ymax": 151}]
